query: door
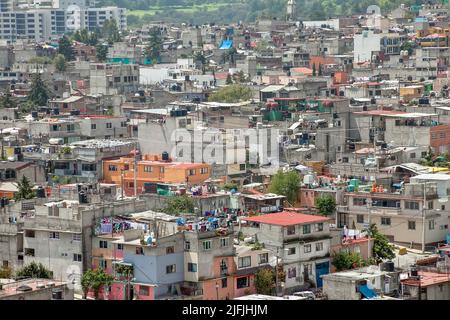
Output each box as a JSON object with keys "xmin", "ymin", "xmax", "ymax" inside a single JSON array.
[{"xmin": 315, "ymin": 261, "xmax": 330, "ymax": 288}]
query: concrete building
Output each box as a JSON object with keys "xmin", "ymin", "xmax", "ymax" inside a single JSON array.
[
  {"xmin": 0, "ymin": 278, "xmax": 74, "ymax": 300},
  {"xmin": 89, "ymin": 63, "xmax": 139, "ymax": 96},
  {"xmin": 322, "ymin": 266, "xmax": 400, "ymax": 300},
  {"xmin": 242, "ymin": 212, "xmax": 332, "ymax": 292},
  {"xmin": 79, "ymin": 116, "xmax": 129, "ymax": 139}
]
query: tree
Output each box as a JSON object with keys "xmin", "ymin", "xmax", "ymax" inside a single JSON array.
[
  {"xmin": 332, "ymin": 251, "xmax": 366, "ymax": 271},
  {"xmin": 81, "ymin": 268, "xmax": 114, "ymax": 300},
  {"xmin": 15, "ymin": 175, "xmax": 35, "ymax": 201},
  {"xmin": 225, "ymin": 73, "xmax": 233, "ymax": 85},
  {"xmin": 0, "ymin": 266, "xmax": 12, "ymax": 278},
  {"xmin": 254, "ymin": 268, "xmax": 275, "ymax": 295},
  {"xmin": 0, "ymin": 92, "xmax": 17, "ymax": 109},
  {"xmin": 58, "ymin": 36, "xmax": 75, "ymax": 61},
  {"xmin": 16, "ymin": 262, "xmax": 53, "ymax": 279},
  {"xmin": 268, "ymin": 170, "xmax": 301, "ymax": 204},
  {"xmin": 90, "ymin": 268, "xmax": 114, "ymax": 300},
  {"xmin": 53, "ymin": 54, "xmax": 67, "ymax": 72},
  {"xmin": 96, "ymin": 43, "xmax": 108, "ymax": 62},
  {"xmin": 144, "ymin": 27, "xmax": 162, "ymax": 64},
  {"xmin": 318, "ymin": 63, "xmax": 322, "ymax": 76},
  {"xmin": 28, "ymin": 73, "xmax": 49, "ymax": 107},
  {"xmin": 312, "ymin": 63, "xmax": 316, "ymax": 76},
  {"xmin": 365, "ymin": 224, "xmax": 396, "ymax": 263},
  {"xmin": 81, "ymin": 269, "xmax": 94, "ymax": 299},
  {"xmin": 315, "ymin": 195, "xmax": 336, "ymax": 216},
  {"xmin": 102, "ymin": 19, "xmax": 122, "ymax": 44},
  {"xmin": 163, "ymin": 195, "xmax": 195, "ymax": 215},
  {"xmin": 208, "ymin": 84, "xmax": 253, "ymax": 103}
]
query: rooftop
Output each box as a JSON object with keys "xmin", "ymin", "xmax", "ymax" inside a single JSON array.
[
  {"xmin": 243, "ymin": 211, "xmax": 330, "ymax": 227},
  {"xmin": 402, "ymin": 271, "xmax": 450, "ymax": 287}
]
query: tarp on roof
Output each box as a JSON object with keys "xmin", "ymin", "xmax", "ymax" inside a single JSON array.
[
  {"xmin": 359, "ymin": 284, "xmax": 377, "ymax": 299},
  {"xmin": 219, "ymin": 40, "xmax": 233, "ymax": 50}
]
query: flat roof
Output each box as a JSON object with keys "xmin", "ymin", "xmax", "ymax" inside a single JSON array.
[
  {"xmin": 243, "ymin": 211, "xmax": 330, "ymax": 227},
  {"xmin": 410, "ymin": 173, "xmax": 450, "ymax": 181}
]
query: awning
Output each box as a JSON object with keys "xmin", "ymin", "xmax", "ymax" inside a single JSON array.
[
  {"xmin": 359, "ymin": 284, "xmax": 377, "ymax": 299},
  {"xmin": 219, "ymin": 40, "xmax": 233, "ymax": 50}
]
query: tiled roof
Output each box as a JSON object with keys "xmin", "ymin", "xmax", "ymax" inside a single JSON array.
[{"xmin": 242, "ymin": 211, "xmax": 330, "ymax": 226}]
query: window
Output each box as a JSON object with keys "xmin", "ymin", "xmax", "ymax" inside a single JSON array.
[
  {"xmin": 25, "ymin": 230, "xmax": 35, "ymax": 238},
  {"xmin": 428, "ymin": 201, "xmax": 434, "ymax": 210},
  {"xmin": 108, "ymin": 165, "xmax": 117, "ymax": 171},
  {"xmin": 139, "ymin": 286, "xmax": 150, "ymax": 296},
  {"xmin": 184, "ymin": 241, "xmax": 190, "ymax": 251},
  {"xmin": 49, "ymin": 232, "xmax": 60, "ymax": 239},
  {"xmin": 381, "ymin": 217, "xmax": 391, "ymax": 225},
  {"xmin": 99, "ymin": 240, "xmax": 108, "ymax": 248},
  {"xmin": 303, "ymin": 224, "xmax": 311, "ymax": 234},
  {"xmin": 73, "ymin": 233, "xmax": 81, "ymax": 241},
  {"xmin": 317, "ymin": 223, "xmax": 324, "ymax": 231},
  {"xmin": 405, "ymin": 201, "xmax": 419, "ymax": 210},
  {"xmin": 221, "ymin": 278, "xmax": 227, "ymax": 288},
  {"xmin": 25, "ymin": 248, "xmax": 35, "ymax": 256},
  {"xmin": 357, "ymin": 215, "xmax": 364, "ymax": 223},
  {"xmin": 160, "ymin": 167, "xmax": 165, "ymax": 173},
  {"xmin": 106, "ymin": 123, "xmax": 112, "ymax": 129},
  {"xmin": 188, "ymin": 169, "xmax": 196, "ymax": 176},
  {"xmin": 287, "ymin": 225, "xmax": 296, "ymax": 235},
  {"xmin": 429, "ymin": 220, "xmax": 435, "ymax": 230},
  {"xmin": 136, "ymin": 247, "xmax": 144, "ymax": 255},
  {"xmin": 82, "ymin": 164, "xmax": 96, "ymax": 171},
  {"xmin": 144, "ymin": 166, "xmax": 152, "ymax": 172},
  {"xmin": 117, "ymin": 244, "xmax": 124, "ymax": 250},
  {"xmin": 121, "ymin": 121, "xmax": 127, "ymax": 127},
  {"xmin": 91, "ymin": 124, "xmax": 96, "ymax": 130},
  {"xmin": 220, "ymin": 259, "xmax": 228, "ymax": 274},
  {"xmin": 316, "ymin": 242, "xmax": 323, "ymax": 251},
  {"xmin": 166, "ymin": 264, "xmax": 176, "ymax": 274},
  {"xmin": 188, "ymin": 263, "xmax": 197, "ymax": 272},
  {"xmin": 200, "ymin": 167, "xmax": 208, "ymax": 174},
  {"xmin": 220, "ymin": 238, "xmax": 229, "ymax": 247},
  {"xmin": 237, "ymin": 277, "xmax": 249, "ymax": 289},
  {"xmin": 442, "ymin": 205, "xmax": 445, "ymax": 211},
  {"xmin": 410, "ymin": 153, "xmax": 416, "ymax": 159},
  {"xmin": 408, "ymin": 221, "xmax": 416, "ymax": 230},
  {"xmin": 99, "ymin": 259, "xmax": 107, "ymax": 269},
  {"xmin": 353, "ymin": 198, "xmax": 367, "ymax": 206},
  {"xmin": 73, "ymin": 254, "xmax": 82, "ymax": 262},
  {"xmin": 288, "ymin": 267, "xmax": 296, "ymax": 278},
  {"xmin": 202, "ymin": 240, "xmax": 211, "ymax": 251},
  {"xmin": 288, "ymin": 247, "xmax": 296, "ymax": 255},
  {"xmin": 258, "ymin": 253, "xmax": 268, "ymax": 264},
  {"xmin": 239, "ymin": 164, "xmax": 246, "ymax": 171},
  {"xmin": 166, "ymin": 246, "xmax": 175, "ymax": 254},
  {"xmin": 238, "ymin": 256, "xmax": 251, "ymax": 268},
  {"xmin": 304, "ymin": 244, "xmax": 312, "ymax": 253}
]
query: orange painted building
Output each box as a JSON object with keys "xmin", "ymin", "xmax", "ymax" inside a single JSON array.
[{"xmin": 103, "ymin": 154, "xmax": 211, "ymax": 196}]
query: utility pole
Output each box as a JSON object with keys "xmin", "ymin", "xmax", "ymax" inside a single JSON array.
[
  {"xmin": 275, "ymin": 247, "xmax": 279, "ymax": 296},
  {"xmin": 367, "ymin": 198, "xmax": 372, "ymax": 259},
  {"xmin": 134, "ymin": 141, "xmax": 138, "ymax": 197}
]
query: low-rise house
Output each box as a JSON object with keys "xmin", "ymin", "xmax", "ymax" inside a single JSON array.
[
  {"xmin": 0, "ymin": 279, "xmax": 73, "ymax": 300},
  {"xmin": 401, "ymin": 270, "xmax": 450, "ymax": 300}
]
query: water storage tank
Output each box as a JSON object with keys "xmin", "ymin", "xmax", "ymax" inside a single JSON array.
[
  {"xmin": 36, "ymin": 186, "xmax": 46, "ymax": 198},
  {"xmin": 385, "ymin": 261, "xmax": 395, "ymax": 272},
  {"xmin": 51, "ymin": 288, "xmax": 63, "ymax": 300},
  {"xmin": 31, "ymin": 111, "xmax": 38, "ymax": 118},
  {"xmin": 162, "ymin": 151, "xmax": 169, "ymax": 161},
  {"xmin": 303, "ymin": 174, "xmax": 315, "ymax": 185}
]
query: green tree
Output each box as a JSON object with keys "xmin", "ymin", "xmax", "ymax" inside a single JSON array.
[
  {"xmin": 312, "ymin": 63, "xmax": 316, "ymax": 76},
  {"xmin": 225, "ymin": 73, "xmax": 233, "ymax": 85},
  {"xmin": 0, "ymin": 266, "xmax": 12, "ymax": 278},
  {"xmin": 208, "ymin": 84, "xmax": 253, "ymax": 103},
  {"xmin": 0, "ymin": 92, "xmax": 17, "ymax": 109},
  {"xmin": 318, "ymin": 63, "xmax": 322, "ymax": 76},
  {"xmin": 102, "ymin": 19, "xmax": 122, "ymax": 44},
  {"xmin": 268, "ymin": 170, "xmax": 301, "ymax": 204},
  {"xmin": 96, "ymin": 43, "xmax": 109, "ymax": 62},
  {"xmin": 254, "ymin": 268, "xmax": 275, "ymax": 295},
  {"xmin": 163, "ymin": 195, "xmax": 195, "ymax": 215},
  {"xmin": 144, "ymin": 27, "xmax": 162, "ymax": 64},
  {"xmin": 81, "ymin": 269, "xmax": 94, "ymax": 299},
  {"xmin": 16, "ymin": 262, "xmax": 53, "ymax": 279},
  {"xmin": 90, "ymin": 268, "xmax": 114, "ymax": 300},
  {"xmin": 332, "ymin": 251, "xmax": 366, "ymax": 271},
  {"xmin": 365, "ymin": 223, "xmax": 395, "ymax": 263},
  {"xmin": 15, "ymin": 175, "xmax": 35, "ymax": 200},
  {"xmin": 53, "ymin": 54, "xmax": 67, "ymax": 72},
  {"xmin": 28, "ymin": 73, "xmax": 49, "ymax": 107},
  {"xmin": 58, "ymin": 35, "xmax": 75, "ymax": 61},
  {"xmin": 315, "ymin": 195, "xmax": 336, "ymax": 216}
]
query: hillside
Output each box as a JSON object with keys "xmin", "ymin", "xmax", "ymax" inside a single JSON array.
[{"xmin": 97, "ymin": 0, "xmax": 424, "ymax": 27}]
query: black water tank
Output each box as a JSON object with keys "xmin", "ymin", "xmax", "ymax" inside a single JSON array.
[
  {"xmin": 162, "ymin": 151, "xmax": 169, "ymax": 161},
  {"xmin": 36, "ymin": 186, "xmax": 46, "ymax": 198},
  {"xmin": 385, "ymin": 261, "xmax": 395, "ymax": 272},
  {"xmin": 51, "ymin": 288, "xmax": 63, "ymax": 300}
]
